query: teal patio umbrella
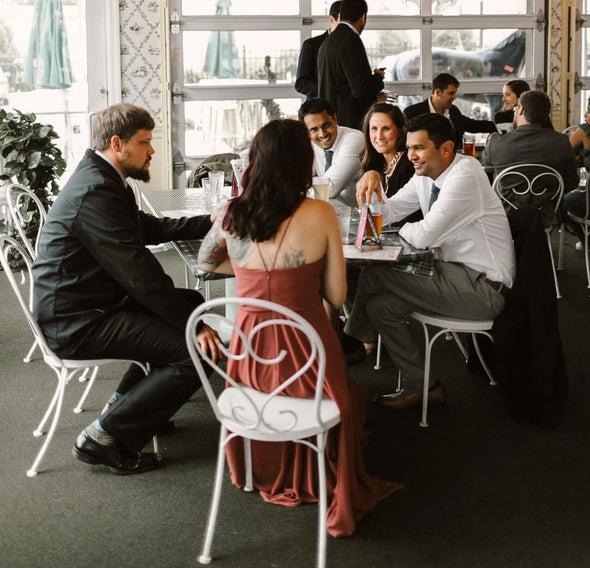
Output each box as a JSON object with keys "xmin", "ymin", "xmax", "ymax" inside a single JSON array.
[
  {"xmin": 202, "ymin": 0, "xmax": 240, "ymax": 79},
  {"xmin": 24, "ymin": 0, "xmax": 72, "ymax": 89}
]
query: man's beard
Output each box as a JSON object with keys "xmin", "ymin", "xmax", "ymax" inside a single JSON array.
[{"xmin": 125, "ymin": 164, "xmax": 151, "ymax": 182}]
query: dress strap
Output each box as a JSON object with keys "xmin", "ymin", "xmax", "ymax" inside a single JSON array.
[{"xmin": 256, "ymin": 214, "xmax": 295, "ymax": 273}]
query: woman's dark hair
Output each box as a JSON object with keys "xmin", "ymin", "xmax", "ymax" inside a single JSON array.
[
  {"xmin": 360, "ymin": 103, "xmax": 406, "ymax": 172},
  {"xmin": 504, "ymin": 79, "xmax": 531, "ymax": 99},
  {"xmin": 223, "ymin": 119, "xmax": 313, "ymax": 242}
]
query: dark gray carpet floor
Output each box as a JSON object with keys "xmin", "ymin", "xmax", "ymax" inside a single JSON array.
[{"xmin": 1, "ymin": 233, "xmax": 589, "ymax": 568}]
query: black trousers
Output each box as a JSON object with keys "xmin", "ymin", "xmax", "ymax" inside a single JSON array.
[{"xmin": 56, "ymin": 289, "xmax": 204, "ymax": 451}]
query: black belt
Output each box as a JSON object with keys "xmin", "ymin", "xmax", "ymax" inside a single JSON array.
[{"xmin": 486, "ymin": 278, "xmax": 509, "ymax": 298}]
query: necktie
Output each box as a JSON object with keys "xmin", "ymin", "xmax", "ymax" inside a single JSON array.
[
  {"xmin": 324, "ymin": 149, "xmax": 333, "ymax": 171},
  {"xmin": 428, "ymin": 183, "xmax": 440, "ymax": 211}
]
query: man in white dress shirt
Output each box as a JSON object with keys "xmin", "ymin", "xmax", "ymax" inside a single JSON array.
[
  {"xmin": 298, "ymin": 97, "xmax": 364, "ymax": 207},
  {"xmin": 346, "ymin": 113, "xmax": 516, "ymax": 410}
]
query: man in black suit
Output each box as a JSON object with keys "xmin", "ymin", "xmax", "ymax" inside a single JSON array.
[
  {"xmin": 317, "ymin": 0, "xmax": 384, "ymax": 130},
  {"xmin": 404, "ymin": 73, "xmax": 497, "ymax": 150},
  {"xmin": 295, "ymin": 1, "xmax": 341, "ymax": 99},
  {"xmin": 33, "ymin": 103, "xmax": 222, "ymax": 474}
]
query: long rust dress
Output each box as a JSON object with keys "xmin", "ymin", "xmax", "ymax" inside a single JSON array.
[{"xmin": 225, "ymin": 251, "xmax": 403, "ymax": 538}]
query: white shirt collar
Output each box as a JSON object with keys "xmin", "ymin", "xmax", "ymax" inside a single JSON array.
[
  {"xmin": 95, "ymin": 150, "xmax": 129, "ymax": 187},
  {"xmin": 428, "ymin": 97, "xmax": 450, "ymax": 119},
  {"xmin": 340, "ymin": 21, "xmax": 359, "ymax": 35}
]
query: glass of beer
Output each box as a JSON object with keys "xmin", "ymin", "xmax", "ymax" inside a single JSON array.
[
  {"xmin": 312, "ymin": 176, "xmax": 331, "ymax": 201},
  {"xmin": 365, "ymin": 202, "xmax": 383, "ymax": 238},
  {"xmin": 462, "ymin": 133, "xmax": 476, "ymax": 156}
]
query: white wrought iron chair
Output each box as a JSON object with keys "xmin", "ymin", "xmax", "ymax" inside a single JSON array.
[
  {"xmin": 491, "ymin": 163, "xmax": 564, "ymax": 298},
  {"xmin": 6, "ymin": 183, "xmax": 48, "ymax": 363},
  {"xmin": 567, "ymin": 177, "xmax": 590, "ymax": 289},
  {"xmin": 0, "ymin": 235, "xmax": 155, "ymax": 477},
  {"xmin": 412, "ymin": 312, "xmax": 495, "ymax": 428},
  {"xmin": 373, "ymin": 313, "xmax": 496, "ymax": 428},
  {"xmin": 562, "ymin": 124, "xmax": 579, "ymax": 137},
  {"xmin": 6, "ymin": 183, "xmax": 47, "ymax": 259},
  {"xmin": 185, "ymin": 297, "xmax": 340, "ymax": 568}
]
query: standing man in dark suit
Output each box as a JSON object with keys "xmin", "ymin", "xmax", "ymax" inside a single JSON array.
[
  {"xmin": 33, "ymin": 103, "xmax": 222, "ymax": 474},
  {"xmin": 404, "ymin": 73, "xmax": 497, "ymax": 150},
  {"xmin": 318, "ymin": 0, "xmax": 384, "ymax": 130},
  {"xmin": 482, "ymin": 89, "xmax": 578, "ymax": 187},
  {"xmin": 295, "ymin": 1, "xmax": 341, "ymax": 99}
]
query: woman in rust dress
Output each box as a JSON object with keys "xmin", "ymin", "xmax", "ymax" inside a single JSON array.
[{"xmin": 197, "ymin": 119, "xmax": 402, "ymax": 538}]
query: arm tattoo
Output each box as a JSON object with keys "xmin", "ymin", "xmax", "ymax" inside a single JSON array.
[{"xmin": 198, "ymin": 226, "xmax": 227, "ymax": 269}]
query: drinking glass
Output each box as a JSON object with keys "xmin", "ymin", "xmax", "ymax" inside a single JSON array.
[
  {"xmin": 365, "ymin": 202, "xmax": 383, "ymax": 238},
  {"xmin": 207, "ymin": 171, "xmax": 224, "ymax": 206},
  {"xmin": 335, "ymin": 206, "xmax": 351, "ymax": 243},
  {"xmin": 312, "ymin": 176, "xmax": 331, "ymax": 201},
  {"xmin": 462, "ymin": 133, "xmax": 476, "ymax": 156}
]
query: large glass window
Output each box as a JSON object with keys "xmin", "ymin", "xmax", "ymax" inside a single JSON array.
[
  {"xmin": 169, "ymin": 0, "xmax": 546, "ymax": 186},
  {"xmin": 0, "ymin": 0, "xmax": 88, "ymax": 176},
  {"xmin": 182, "ymin": 0, "xmax": 299, "ymax": 16}
]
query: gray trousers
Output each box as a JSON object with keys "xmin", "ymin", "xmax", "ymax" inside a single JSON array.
[{"xmin": 344, "ymin": 261, "xmax": 506, "ymax": 392}]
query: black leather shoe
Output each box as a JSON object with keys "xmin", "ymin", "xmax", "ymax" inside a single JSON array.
[
  {"xmin": 339, "ymin": 330, "xmax": 366, "ymax": 365},
  {"xmin": 73, "ymin": 431, "xmax": 161, "ymax": 475}
]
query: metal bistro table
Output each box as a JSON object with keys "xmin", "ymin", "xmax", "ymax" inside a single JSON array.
[
  {"xmin": 141, "ymin": 188, "xmax": 228, "ymax": 293},
  {"xmin": 141, "ymin": 189, "xmax": 433, "ymax": 281},
  {"xmin": 342, "ymin": 207, "xmax": 434, "ymax": 275}
]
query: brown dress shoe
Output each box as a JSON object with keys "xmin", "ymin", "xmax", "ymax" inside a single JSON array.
[{"xmin": 373, "ymin": 383, "xmax": 447, "ymax": 411}]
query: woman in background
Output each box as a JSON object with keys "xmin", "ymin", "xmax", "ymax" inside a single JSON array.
[
  {"xmin": 494, "ymin": 79, "xmax": 554, "ymax": 131},
  {"xmin": 197, "ymin": 119, "xmax": 402, "ymax": 538},
  {"xmin": 357, "ymin": 102, "xmax": 420, "ymax": 222}
]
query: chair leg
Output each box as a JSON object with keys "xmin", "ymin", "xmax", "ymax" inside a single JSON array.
[
  {"xmin": 33, "ymin": 374, "xmax": 63, "ymax": 437},
  {"xmin": 243, "ymin": 438, "xmax": 254, "ymax": 492},
  {"xmin": 73, "ymin": 366, "xmax": 99, "ymax": 413},
  {"xmin": 23, "ymin": 338, "xmax": 38, "ymax": 363},
  {"xmin": 546, "ymin": 231, "xmax": 562, "ymax": 298},
  {"xmin": 557, "ymin": 223, "xmax": 564, "ymax": 271},
  {"xmin": 374, "ymin": 334, "xmax": 382, "ymax": 370},
  {"xmin": 198, "ymin": 425, "xmax": 228, "ymax": 565},
  {"xmin": 315, "ymin": 432, "xmax": 328, "ymax": 568},
  {"xmin": 419, "ymin": 323, "xmax": 432, "ymax": 428},
  {"xmin": 450, "ymin": 331, "xmax": 469, "ymax": 361},
  {"xmin": 28, "ymin": 369, "xmax": 67, "ymax": 477},
  {"xmin": 396, "ymin": 370, "xmax": 403, "ymax": 392},
  {"xmin": 471, "ymin": 333, "xmax": 497, "ymax": 386}
]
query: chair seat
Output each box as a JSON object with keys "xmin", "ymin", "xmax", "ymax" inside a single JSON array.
[
  {"xmin": 218, "ymin": 386, "xmax": 340, "ymax": 442},
  {"xmin": 410, "ymin": 311, "xmax": 494, "ymax": 331}
]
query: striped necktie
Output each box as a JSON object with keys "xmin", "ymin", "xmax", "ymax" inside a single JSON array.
[{"xmin": 428, "ymin": 183, "xmax": 440, "ymax": 211}]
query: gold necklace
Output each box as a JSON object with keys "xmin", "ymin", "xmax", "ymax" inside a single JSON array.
[{"xmin": 384, "ymin": 151, "xmax": 404, "ymax": 177}]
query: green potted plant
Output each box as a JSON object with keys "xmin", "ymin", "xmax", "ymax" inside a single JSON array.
[{"xmin": 0, "ymin": 108, "xmax": 66, "ymax": 212}]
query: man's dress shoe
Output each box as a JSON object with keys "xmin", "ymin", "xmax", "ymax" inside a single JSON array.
[
  {"xmin": 373, "ymin": 383, "xmax": 447, "ymax": 411},
  {"xmin": 73, "ymin": 431, "xmax": 161, "ymax": 475}
]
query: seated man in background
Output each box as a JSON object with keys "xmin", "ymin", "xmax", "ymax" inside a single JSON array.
[
  {"xmin": 346, "ymin": 113, "xmax": 515, "ymax": 410},
  {"xmin": 294, "ymin": 1, "xmax": 341, "ymax": 99},
  {"xmin": 482, "ymin": 90, "xmax": 579, "ymax": 225},
  {"xmin": 404, "ymin": 73, "xmax": 497, "ymax": 151},
  {"xmin": 298, "ymin": 97, "xmax": 364, "ymax": 207},
  {"xmin": 32, "ymin": 103, "xmax": 221, "ymax": 474}
]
